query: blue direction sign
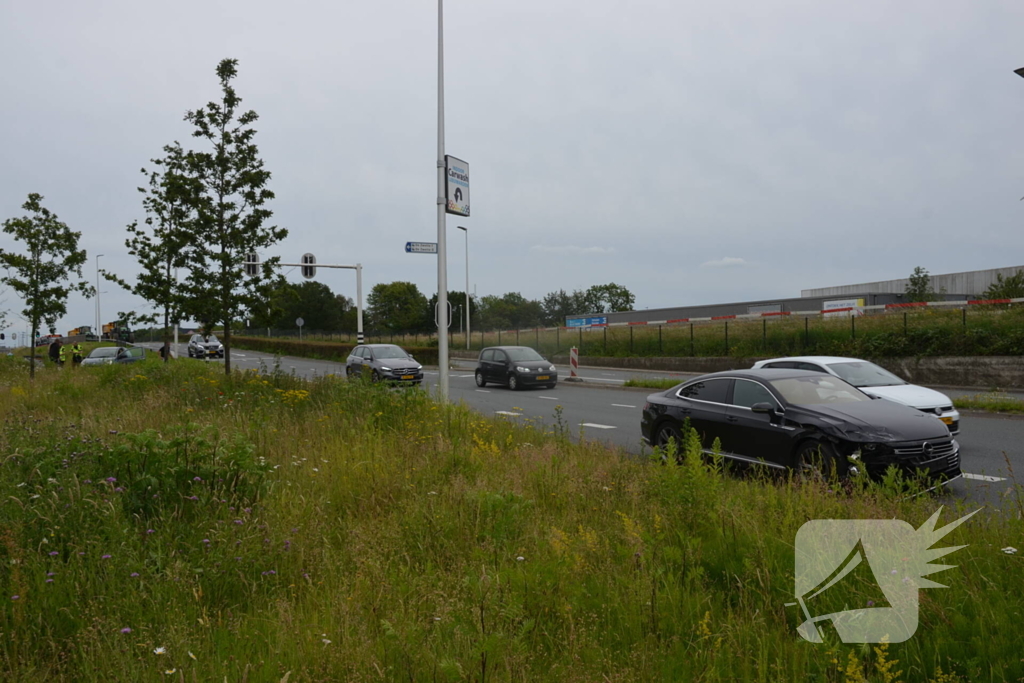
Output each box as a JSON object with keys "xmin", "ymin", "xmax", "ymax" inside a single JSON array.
[
  {"xmin": 567, "ymin": 316, "xmax": 608, "ymax": 327},
  {"xmin": 405, "ymin": 242, "xmax": 438, "ymax": 254}
]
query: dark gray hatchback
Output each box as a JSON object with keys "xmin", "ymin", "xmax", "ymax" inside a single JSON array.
[{"xmin": 475, "ymin": 346, "xmax": 558, "ymax": 390}]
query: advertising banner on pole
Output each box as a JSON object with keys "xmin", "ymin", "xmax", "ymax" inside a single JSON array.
[{"xmin": 445, "ymin": 155, "xmax": 470, "ymax": 216}]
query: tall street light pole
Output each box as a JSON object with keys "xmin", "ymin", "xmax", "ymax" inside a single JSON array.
[
  {"xmin": 436, "ymin": 0, "xmax": 450, "ymax": 401},
  {"xmin": 95, "ymin": 254, "xmax": 104, "ymax": 339},
  {"xmin": 457, "ymin": 226, "xmax": 469, "ymax": 349}
]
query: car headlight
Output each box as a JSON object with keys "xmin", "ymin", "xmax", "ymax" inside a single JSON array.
[
  {"xmin": 549, "ymin": 365, "xmax": 556, "ymax": 372},
  {"xmin": 416, "ymin": 364, "xmax": 422, "ymax": 370},
  {"xmin": 380, "ymin": 366, "xmax": 392, "ymax": 372},
  {"xmin": 516, "ymin": 366, "xmax": 530, "ymax": 373}
]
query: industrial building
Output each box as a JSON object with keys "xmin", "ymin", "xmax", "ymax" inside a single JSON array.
[{"xmin": 566, "ymin": 265, "xmax": 1024, "ymax": 326}]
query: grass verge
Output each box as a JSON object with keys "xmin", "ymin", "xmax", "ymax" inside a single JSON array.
[
  {"xmin": 954, "ymin": 393, "xmax": 1024, "ymax": 414},
  {"xmin": 623, "ymin": 377, "xmax": 682, "ymax": 390},
  {"xmin": 0, "ymin": 356, "xmax": 1020, "ymax": 681}
]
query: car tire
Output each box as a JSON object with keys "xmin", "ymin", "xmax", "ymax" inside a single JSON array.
[
  {"xmin": 654, "ymin": 422, "xmax": 684, "ymax": 449},
  {"xmin": 508, "ymin": 373, "xmax": 519, "ymax": 391},
  {"xmin": 796, "ymin": 440, "xmax": 844, "ymax": 481},
  {"xmin": 346, "ymin": 367, "xmax": 354, "ymax": 378},
  {"xmin": 475, "ymin": 371, "xmax": 487, "ymax": 387},
  {"xmin": 371, "ymin": 370, "xmax": 380, "ymax": 383}
]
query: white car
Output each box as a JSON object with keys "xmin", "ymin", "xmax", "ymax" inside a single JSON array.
[{"xmin": 751, "ymin": 356, "xmax": 960, "ymax": 435}]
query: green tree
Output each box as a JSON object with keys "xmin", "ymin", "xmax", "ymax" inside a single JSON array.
[
  {"xmin": 367, "ymin": 281, "xmax": 428, "ymax": 332},
  {"xmin": 177, "ymin": 58, "xmax": 287, "ymax": 374},
  {"xmin": 0, "ymin": 194, "xmax": 92, "ymax": 379},
  {"xmin": 426, "ymin": 290, "xmax": 477, "ymax": 332},
  {"xmin": 478, "ymin": 292, "xmax": 543, "ymax": 330},
  {"xmin": 587, "ymin": 282, "xmax": 635, "ymax": 312},
  {"xmin": 105, "ymin": 143, "xmax": 195, "ymax": 362},
  {"xmin": 265, "ymin": 281, "xmax": 349, "ymax": 331},
  {"xmin": 983, "ymin": 270, "xmax": 1024, "ymax": 300},
  {"xmin": 904, "ymin": 266, "xmax": 937, "ymax": 303}
]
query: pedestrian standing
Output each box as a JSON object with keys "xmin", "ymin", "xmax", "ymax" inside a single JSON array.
[
  {"xmin": 48, "ymin": 337, "xmax": 61, "ymax": 364},
  {"xmin": 58, "ymin": 343, "xmax": 67, "ymax": 368},
  {"xmin": 72, "ymin": 342, "xmax": 83, "ymax": 366}
]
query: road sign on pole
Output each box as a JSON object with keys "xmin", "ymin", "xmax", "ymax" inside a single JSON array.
[
  {"xmin": 245, "ymin": 253, "xmax": 260, "ymax": 276},
  {"xmin": 445, "ymin": 155, "xmax": 470, "ymax": 217},
  {"xmin": 434, "ymin": 301, "xmax": 453, "ymax": 328},
  {"xmin": 406, "ymin": 242, "xmax": 438, "ymax": 254},
  {"xmin": 296, "ymin": 317, "xmax": 304, "ymax": 342}
]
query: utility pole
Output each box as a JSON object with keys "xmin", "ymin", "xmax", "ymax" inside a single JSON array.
[{"xmin": 436, "ymin": 0, "xmax": 450, "ymax": 401}]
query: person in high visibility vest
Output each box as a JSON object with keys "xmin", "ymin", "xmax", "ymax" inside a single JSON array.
[
  {"xmin": 72, "ymin": 343, "xmax": 83, "ymax": 366},
  {"xmin": 58, "ymin": 344, "xmax": 67, "ymax": 368}
]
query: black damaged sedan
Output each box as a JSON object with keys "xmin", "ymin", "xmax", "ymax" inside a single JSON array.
[{"xmin": 641, "ymin": 369, "xmax": 961, "ymax": 484}]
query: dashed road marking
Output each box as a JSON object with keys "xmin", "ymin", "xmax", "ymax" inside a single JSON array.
[
  {"xmin": 496, "ymin": 411, "xmax": 522, "ymax": 417},
  {"xmin": 537, "ymin": 396, "xmax": 559, "ymax": 400},
  {"xmin": 458, "ymin": 374, "xmax": 475, "ymax": 378},
  {"xmin": 580, "ymin": 423, "xmax": 616, "ymax": 429},
  {"xmin": 962, "ymin": 473, "xmax": 1008, "ymax": 482},
  {"xmin": 611, "ymin": 404, "xmax": 636, "ymax": 408},
  {"xmin": 475, "ymin": 390, "xmax": 491, "ymax": 393}
]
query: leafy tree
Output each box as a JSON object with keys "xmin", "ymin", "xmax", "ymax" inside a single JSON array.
[
  {"xmin": 0, "ymin": 194, "xmax": 92, "ymax": 379},
  {"xmin": 259, "ymin": 280, "xmax": 350, "ymax": 331},
  {"xmin": 176, "ymin": 58, "xmax": 287, "ymax": 374},
  {"xmin": 426, "ymin": 290, "xmax": 477, "ymax": 332},
  {"xmin": 367, "ymin": 281, "xmax": 428, "ymax": 332},
  {"xmin": 983, "ymin": 270, "xmax": 1024, "ymax": 300},
  {"xmin": 477, "ymin": 292, "xmax": 543, "ymax": 330},
  {"xmin": 587, "ymin": 282, "xmax": 635, "ymax": 312},
  {"xmin": 904, "ymin": 266, "xmax": 937, "ymax": 303},
  {"xmin": 105, "ymin": 143, "xmax": 195, "ymax": 362}
]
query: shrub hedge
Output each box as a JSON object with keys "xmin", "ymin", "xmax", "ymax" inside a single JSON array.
[{"xmin": 231, "ymin": 336, "xmax": 440, "ymax": 366}]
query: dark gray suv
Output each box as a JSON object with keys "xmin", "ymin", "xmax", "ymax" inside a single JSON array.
[
  {"xmin": 475, "ymin": 346, "xmax": 557, "ymax": 390},
  {"xmin": 187, "ymin": 334, "xmax": 224, "ymax": 359},
  {"xmin": 345, "ymin": 344, "xmax": 423, "ymax": 384}
]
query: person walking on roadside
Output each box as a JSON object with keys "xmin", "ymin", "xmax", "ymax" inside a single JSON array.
[
  {"xmin": 48, "ymin": 337, "xmax": 61, "ymax": 365},
  {"xmin": 72, "ymin": 342, "xmax": 83, "ymax": 366}
]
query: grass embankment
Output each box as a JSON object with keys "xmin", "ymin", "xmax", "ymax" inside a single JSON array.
[
  {"xmin": 623, "ymin": 378, "xmax": 682, "ymax": 390},
  {"xmin": 232, "ymin": 336, "xmax": 439, "ymax": 366},
  {"xmin": 293, "ymin": 305, "xmax": 1024, "ymax": 359},
  {"xmin": 953, "ymin": 393, "xmax": 1024, "ymax": 414},
  {"xmin": 0, "ymin": 358, "xmax": 1021, "ymax": 681}
]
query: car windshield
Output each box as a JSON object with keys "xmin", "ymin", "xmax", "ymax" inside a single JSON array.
[
  {"xmin": 89, "ymin": 348, "xmax": 119, "ymax": 358},
  {"xmin": 203, "ymin": 336, "xmax": 219, "ymax": 344},
  {"xmin": 505, "ymin": 348, "xmax": 545, "ymax": 362},
  {"xmin": 825, "ymin": 361, "xmax": 905, "ymax": 387},
  {"xmin": 769, "ymin": 376, "xmax": 871, "ymax": 406},
  {"xmin": 373, "ymin": 345, "xmax": 410, "ymax": 360}
]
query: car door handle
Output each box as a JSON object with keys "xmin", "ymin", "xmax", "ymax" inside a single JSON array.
[{"xmin": 726, "ymin": 415, "xmax": 739, "ymax": 423}]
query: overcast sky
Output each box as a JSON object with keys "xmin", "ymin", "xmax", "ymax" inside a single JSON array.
[{"xmin": 3, "ymin": 0, "xmax": 1024, "ymax": 335}]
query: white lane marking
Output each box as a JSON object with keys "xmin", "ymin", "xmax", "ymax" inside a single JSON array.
[
  {"xmin": 458, "ymin": 374, "xmax": 475, "ymax": 378},
  {"xmin": 537, "ymin": 396, "xmax": 559, "ymax": 400},
  {"xmin": 612, "ymin": 404, "xmax": 636, "ymax": 408},
  {"xmin": 962, "ymin": 472, "xmax": 1008, "ymax": 482},
  {"xmin": 496, "ymin": 411, "xmax": 522, "ymax": 417},
  {"xmin": 475, "ymin": 390, "xmax": 491, "ymax": 393},
  {"xmin": 601, "ymin": 373, "xmax": 615, "ymax": 376},
  {"xmin": 577, "ymin": 377, "xmax": 625, "ymax": 384},
  {"xmin": 580, "ymin": 423, "xmax": 617, "ymax": 429}
]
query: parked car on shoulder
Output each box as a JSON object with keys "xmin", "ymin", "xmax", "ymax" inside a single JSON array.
[
  {"xmin": 81, "ymin": 346, "xmax": 146, "ymax": 366},
  {"xmin": 187, "ymin": 334, "xmax": 224, "ymax": 359},
  {"xmin": 641, "ymin": 368, "xmax": 961, "ymax": 486},
  {"xmin": 475, "ymin": 346, "xmax": 558, "ymax": 390},
  {"xmin": 751, "ymin": 356, "xmax": 959, "ymax": 435},
  {"xmin": 345, "ymin": 344, "xmax": 423, "ymax": 384}
]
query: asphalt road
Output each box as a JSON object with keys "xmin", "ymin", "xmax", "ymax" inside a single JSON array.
[{"xmin": 145, "ymin": 343, "xmax": 1023, "ymax": 510}]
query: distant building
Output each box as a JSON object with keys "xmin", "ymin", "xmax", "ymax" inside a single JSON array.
[{"xmin": 566, "ymin": 265, "xmax": 1024, "ymax": 326}]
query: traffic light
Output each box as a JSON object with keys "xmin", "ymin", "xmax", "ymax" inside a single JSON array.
[
  {"xmin": 301, "ymin": 253, "xmax": 316, "ymax": 279},
  {"xmin": 245, "ymin": 253, "xmax": 260, "ymax": 276}
]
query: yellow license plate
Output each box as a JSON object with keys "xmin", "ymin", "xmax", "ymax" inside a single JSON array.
[
  {"xmin": 536, "ymin": 375, "xmax": 550, "ymax": 381},
  {"xmin": 940, "ymin": 416, "xmax": 954, "ymax": 425},
  {"xmin": 401, "ymin": 375, "xmax": 414, "ymax": 380}
]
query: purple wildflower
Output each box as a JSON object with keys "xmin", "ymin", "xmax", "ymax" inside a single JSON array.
[
  {"xmin": 201, "ymin": 539, "xmax": 210, "ymax": 544},
  {"xmin": 233, "ymin": 520, "xmax": 243, "ymax": 525},
  {"xmin": 45, "ymin": 579, "xmax": 53, "ymax": 584},
  {"xmin": 146, "ymin": 529, "xmax": 155, "ymax": 534},
  {"xmin": 130, "ymin": 572, "xmax": 139, "ymax": 577},
  {"xmin": 867, "ymin": 600, "xmax": 875, "ymax": 607},
  {"xmin": 120, "ymin": 627, "xmax": 132, "ymax": 634},
  {"xmin": 106, "ymin": 477, "xmax": 116, "ymax": 483},
  {"xmin": 49, "ymin": 551, "xmax": 58, "ymax": 556},
  {"xmin": 193, "ymin": 476, "xmax": 202, "ymax": 482},
  {"xmin": 47, "ymin": 572, "xmax": 55, "ymax": 577},
  {"xmin": 188, "ymin": 496, "xmax": 198, "ymax": 501},
  {"xmin": 11, "ymin": 596, "xmax": 18, "ymax": 601},
  {"xmin": 101, "ymin": 554, "xmax": 111, "ymax": 560}
]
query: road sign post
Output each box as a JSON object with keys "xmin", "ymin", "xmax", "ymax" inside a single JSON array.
[
  {"xmin": 406, "ymin": 242, "xmax": 438, "ymax": 254},
  {"xmin": 296, "ymin": 317, "xmax": 305, "ymax": 342}
]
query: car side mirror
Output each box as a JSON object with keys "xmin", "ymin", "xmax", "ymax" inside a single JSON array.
[{"xmin": 751, "ymin": 402, "xmax": 777, "ymax": 414}]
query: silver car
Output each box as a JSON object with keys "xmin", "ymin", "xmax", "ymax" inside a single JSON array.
[
  {"xmin": 345, "ymin": 344, "xmax": 423, "ymax": 384},
  {"xmin": 187, "ymin": 334, "xmax": 224, "ymax": 359}
]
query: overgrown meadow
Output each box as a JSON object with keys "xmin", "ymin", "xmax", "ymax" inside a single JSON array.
[{"xmin": 0, "ymin": 355, "xmax": 1021, "ymax": 682}]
